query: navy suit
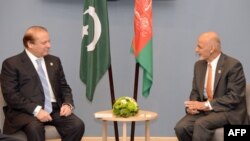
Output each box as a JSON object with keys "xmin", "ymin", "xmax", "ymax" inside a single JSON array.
[{"xmin": 0, "ymin": 51, "xmax": 84, "ymax": 141}]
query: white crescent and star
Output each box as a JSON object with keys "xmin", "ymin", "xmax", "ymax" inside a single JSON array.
[{"xmin": 82, "ymin": 6, "xmax": 101, "ymax": 52}]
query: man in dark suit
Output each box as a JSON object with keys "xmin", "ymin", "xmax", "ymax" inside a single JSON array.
[
  {"xmin": 1, "ymin": 84, "xmax": 22, "ymax": 141},
  {"xmin": 174, "ymin": 32, "xmax": 248, "ymax": 141},
  {"xmin": 0, "ymin": 26, "xmax": 85, "ymax": 141}
]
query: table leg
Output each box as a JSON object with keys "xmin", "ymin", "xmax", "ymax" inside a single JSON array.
[
  {"xmin": 122, "ymin": 122, "xmax": 127, "ymax": 141},
  {"xmin": 103, "ymin": 120, "xmax": 108, "ymax": 141},
  {"xmin": 145, "ymin": 120, "xmax": 150, "ymax": 141}
]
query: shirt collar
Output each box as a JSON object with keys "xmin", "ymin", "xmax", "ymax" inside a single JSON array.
[
  {"xmin": 25, "ymin": 49, "xmax": 44, "ymax": 62},
  {"xmin": 209, "ymin": 53, "xmax": 221, "ymax": 68}
]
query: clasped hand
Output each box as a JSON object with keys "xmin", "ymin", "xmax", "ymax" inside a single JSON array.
[
  {"xmin": 184, "ymin": 101, "xmax": 208, "ymax": 115},
  {"xmin": 37, "ymin": 104, "xmax": 72, "ymax": 122}
]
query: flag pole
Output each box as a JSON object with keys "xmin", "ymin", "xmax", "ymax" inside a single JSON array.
[
  {"xmin": 108, "ymin": 65, "xmax": 119, "ymax": 141},
  {"xmin": 130, "ymin": 62, "xmax": 140, "ymax": 141}
]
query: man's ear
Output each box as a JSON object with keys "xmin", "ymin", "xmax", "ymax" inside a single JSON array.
[
  {"xmin": 27, "ymin": 41, "xmax": 33, "ymax": 48},
  {"xmin": 210, "ymin": 44, "xmax": 216, "ymax": 53}
]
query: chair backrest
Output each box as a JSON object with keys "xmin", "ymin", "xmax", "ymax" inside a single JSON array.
[
  {"xmin": 0, "ymin": 85, "xmax": 60, "ymax": 140},
  {"xmin": 0, "ymin": 85, "xmax": 6, "ymax": 132},
  {"xmin": 246, "ymin": 84, "xmax": 250, "ymax": 117}
]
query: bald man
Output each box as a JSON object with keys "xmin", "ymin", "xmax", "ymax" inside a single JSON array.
[{"xmin": 174, "ymin": 32, "xmax": 248, "ymax": 141}]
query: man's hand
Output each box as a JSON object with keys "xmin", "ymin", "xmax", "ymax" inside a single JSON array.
[
  {"xmin": 36, "ymin": 109, "xmax": 52, "ymax": 122},
  {"xmin": 186, "ymin": 107, "xmax": 200, "ymax": 115},
  {"xmin": 184, "ymin": 100, "xmax": 209, "ymax": 113},
  {"xmin": 60, "ymin": 104, "xmax": 72, "ymax": 117}
]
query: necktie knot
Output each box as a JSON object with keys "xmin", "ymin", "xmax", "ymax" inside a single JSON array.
[
  {"xmin": 208, "ymin": 63, "xmax": 212, "ymax": 68},
  {"xmin": 36, "ymin": 58, "xmax": 42, "ymax": 65}
]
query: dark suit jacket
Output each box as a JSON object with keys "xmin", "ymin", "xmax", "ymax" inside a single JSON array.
[
  {"xmin": 0, "ymin": 51, "xmax": 74, "ymax": 134},
  {"xmin": 190, "ymin": 53, "xmax": 248, "ymax": 125}
]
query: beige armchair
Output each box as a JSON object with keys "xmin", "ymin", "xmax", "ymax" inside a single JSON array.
[
  {"xmin": 0, "ymin": 85, "xmax": 61, "ymax": 141},
  {"xmin": 210, "ymin": 84, "xmax": 250, "ymax": 141}
]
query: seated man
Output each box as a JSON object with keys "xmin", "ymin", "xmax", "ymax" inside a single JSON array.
[
  {"xmin": 174, "ymin": 31, "xmax": 248, "ymax": 141},
  {"xmin": 0, "ymin": 25, "xmax": 85, "ymax": 141}
]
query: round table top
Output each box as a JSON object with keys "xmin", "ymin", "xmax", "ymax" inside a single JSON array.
[{"xmin": 94, "ymin": 110, "xmax": 158, "ymax": 122}]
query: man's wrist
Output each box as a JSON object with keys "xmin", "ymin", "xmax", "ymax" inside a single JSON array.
[
  {"xmin": 63, "ymin": 103, "xmax": 74, "ymax": 110},
  {"xmin": 204, "ymin": 101, "xmax": 209, "ymax": 109},
  {"xmin": 204, "ymin": 101, "xmax": 212, "ymax": 110},
  {"xmin": 33, "ymin": 106, "xmax": 42, "ymax": 117}
]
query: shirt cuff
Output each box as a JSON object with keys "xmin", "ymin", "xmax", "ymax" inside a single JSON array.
[
  {"xmin": 33, "ymin": 105, "xmax": 42, "ymax": 117},
  {"xmin": 207, "ymin": 101, "xmax": 213, "ymax": 110}
]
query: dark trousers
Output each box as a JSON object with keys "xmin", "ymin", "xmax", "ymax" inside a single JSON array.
[
  {"xmin": 174, "ymin": 111, "xmax": 228, "ymax": 141},
  {"xmin": 23, "ymin": 103, "xmax": 85, "ymax": 141}
]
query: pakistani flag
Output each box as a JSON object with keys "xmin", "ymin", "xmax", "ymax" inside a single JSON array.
[
  {"xmin": 80, "ymin": 0, "xmax": 111, "ymax": 101},
  {"xmin": 132, "ymin": 0, "xmax": 153, "ymax": 97}
]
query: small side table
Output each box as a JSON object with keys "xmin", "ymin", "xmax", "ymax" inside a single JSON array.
[{"xmin": 94, "ymin": 110, "xmax": 158, "ymax": 141}]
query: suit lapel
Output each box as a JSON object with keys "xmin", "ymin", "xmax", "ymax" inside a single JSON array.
[
  {"xmin": 44, "ymin": 56, "xmax": 56, "ymax": 94},
  {"xmin": 198, "ymin": 61, "xmax": 207, "ymax": 96},
  {"xmin": 214, "ymin": 54, "xmax": 224, "ymax": 96},
  {"xmin": 44, "ymin": 57, "xmax": 53, "ymax": 80},
  {"xmin": 20, "ymin": 51, "xmax": 36, "ymax": 75},
  {"xmin": 20, "ymin": 51, "xmax": 44, "ymax": 93}
]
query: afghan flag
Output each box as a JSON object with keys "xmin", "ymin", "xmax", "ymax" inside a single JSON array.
[
  {"xmin": 80, "ymin": 0, "xmax": 111, "ymax": 101},
  {"xmin": 132, "ymin": 0, "xmax": 153, "ymax": 97}
]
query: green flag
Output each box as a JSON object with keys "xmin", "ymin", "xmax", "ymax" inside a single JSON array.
[{"xmin": 80, "ymin": 0, "xmax": 111, "ymax": 101}]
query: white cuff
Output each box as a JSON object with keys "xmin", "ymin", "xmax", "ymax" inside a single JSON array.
[
  {"xmin": 206, "ymin": 101, "xmax": 213, "ymax": 110},
  {"xmin": 33, "ymin": 105, "xmax": 42, "ymax": 117}
]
